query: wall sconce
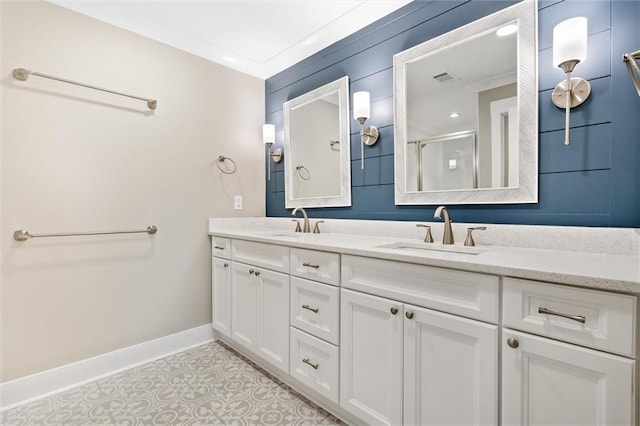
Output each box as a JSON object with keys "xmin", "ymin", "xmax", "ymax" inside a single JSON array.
[
  {"xmin": 551, "ymin": 17, "xmax": 590, "ymax": 146},
  {"xmin": 263, "ymin": 124, "xmax": 282, "ymax": 181},
  {"xmin": 353, "ymin": 91, "xmax": 379, "ymax": 170}
]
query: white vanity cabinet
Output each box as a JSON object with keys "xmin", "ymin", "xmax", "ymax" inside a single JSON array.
[
  {"xmin": 340, "ymin": 255, "xmax": 499, "ymax": 426},
  {"xmin": 210, "ymin": 230, "xmax": 639, "ymax": 426},
  {"xmin": 229, "ymin": 240, "xmax": 290, "ymax": 373},
  {"xmin": 502, "ymin": 278, "xmax": 637, "ymax": 425},
  {"xmin": 211, "ymin": 237, "xmax": 231, "ymax": 337}
]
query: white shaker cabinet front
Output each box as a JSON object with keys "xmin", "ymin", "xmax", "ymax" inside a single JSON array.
[
  {"xmin": 340, "ymin": 288, "xmax": 404, "ymax": 426},
  {"xmin": 340, "ymin": 288, "xmax": 498, "ymax": 426},
  {"xmin": 211, "ymin": 257, "xmax": 231, "ymax": 337},
  {"xmin": 404, "ymin": 306, "xmax": 498, "ymax": 426},
  {"xmin": 502, "ymin": 329, "xmax": 634, "ymax": 426},
  {"xmin": 230, "ymin": 261, "xmax": 290, "ymax": 373},
  {"xmin": 502, "ymin": 277, "xmax": 636, "ymax": 425}
]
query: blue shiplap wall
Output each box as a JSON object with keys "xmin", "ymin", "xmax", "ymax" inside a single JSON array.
[{"xmin": 265, "ymin": 0, "xmax": 640, "ymax": 227}]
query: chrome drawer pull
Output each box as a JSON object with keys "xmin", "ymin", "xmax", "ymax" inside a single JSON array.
[
  {"xmin": 302, "ymin": 262, "xmax": 320, "ymax": 269},
  {"xmin": 302, "ymin": 304, "xmax": 319, "ymax": 313},
  {"xmin": 223, "ymin": 263, "xmax": 229, "ymax": 268},
  {"xmin": 302, "ymin": 358, "xmax": 319, "ymax": 369},
  {"xmin": 214, "ymin": 245, "xmax": 225, "ymax": 250},
  {"xmin": 538, "ymin": 307, "xmax": 586, "ymax": 324}
]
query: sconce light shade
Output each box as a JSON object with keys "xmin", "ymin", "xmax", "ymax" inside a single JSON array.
[
  {"xmin": 263, "ymin": 124, "xmax": 275, "ymax": 145},
  {"xmin": 553, "ymin": 17, "xmax": 587, "ymax": 69},
  {"xmin": 352, "ymin": 91, "xmax": 378, "ymax": 170},
  {"xmin": 353, "ymin": 91, "xmax": 370, "ymax": 121}
]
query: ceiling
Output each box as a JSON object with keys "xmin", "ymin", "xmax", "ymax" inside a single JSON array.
[{"xmin": 49, "ymin": 0, "xmax": 412, "ymax": 80}]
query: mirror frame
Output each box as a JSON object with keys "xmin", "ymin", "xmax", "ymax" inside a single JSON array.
[
  {"xmin": 393, "ymin": 0, "xmax": 537, "ymax": 205},
  {"xmin": 283, "ymin": 76, "xmax": 351, "ymax": 208}
]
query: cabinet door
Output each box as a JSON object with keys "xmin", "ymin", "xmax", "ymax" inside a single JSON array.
[
  {"xmin": 230, "ymin": 262, "xmax": 258, "ymax": 350},
  {"xmin": 340, "ymin": 289, "xmax": 403, "ymax": 426},
  {"xmin": 256, "ymin": 268, "xmax": 290, "ymax": 372},
  {"xmin": 212, "ymin": 257, "xmax": 231, "ymax": 337},
  {"xmin": 502, "ymin": 329, "xmax": 635, "ymax": 426},
  {"xmin": 404, "ymin": 304, "xmax": 498, "ymax": 425}
]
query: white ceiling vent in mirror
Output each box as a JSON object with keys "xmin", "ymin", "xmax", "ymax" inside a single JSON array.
[{"xmin": 393, "ymin": 0, "xmax": 537, "ymax": 205}]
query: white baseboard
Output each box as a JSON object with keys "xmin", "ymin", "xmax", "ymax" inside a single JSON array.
[{"xmin": 0, "ymin": 324, "xmax": 215, "ymax": 411}]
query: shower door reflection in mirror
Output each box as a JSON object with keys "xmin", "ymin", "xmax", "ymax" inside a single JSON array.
[{"xmin": 407, "ymin": 131, "xmax": 477, "ymax": 192}]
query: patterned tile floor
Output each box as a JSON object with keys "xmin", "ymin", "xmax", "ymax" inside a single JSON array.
[{"xmin": 2, "ymin": 341, "xmax": 343, "ymax": 425}]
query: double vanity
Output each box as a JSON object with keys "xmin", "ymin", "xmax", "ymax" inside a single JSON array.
[
  {"xmin": 210, "ymin": 216, "xmax": 639, "ymax": 425},
  {"xmin": 240, "ymin": 0, "xmax": 638, "ymax": 423}
]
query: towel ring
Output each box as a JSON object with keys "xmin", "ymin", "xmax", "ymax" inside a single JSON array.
[
  {"xmin": 217, "ymin": 156, "xmax": 237, "ymax": 174},
  {"xmin": 295, "ymin": 165, "xmax": 311, "ymax": 180}
]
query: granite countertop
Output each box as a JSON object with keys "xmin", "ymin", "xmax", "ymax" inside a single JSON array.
[{"xmin": 209, "ymin": 217, "xmax": 640, "ymax": 294}]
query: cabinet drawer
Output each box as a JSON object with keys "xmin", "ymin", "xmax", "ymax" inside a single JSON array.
[
  {"xmin": 231, "ymin": 239, "xmax": 289, "ymax": 273},
  {"xmin": 290, "ymin": 327, "xmax": 339, "ymax": 404},
  {"xmin": 211, "ymin": 236, "xmax": 231, "ymax": 259},
  {"xmin": 503, "ymin": 278, "xmax": 637, "ymax": 357},
  {"xmin": 290, "ymin": 248, "xmax": 340, "ymax": 286},
  {"xmin": 341, "ymin": 255, "xmax": 499, "ymax": 323},
  {"xmin": 290, "ymin": 277, "xmax": 339, "ymax": 345}
]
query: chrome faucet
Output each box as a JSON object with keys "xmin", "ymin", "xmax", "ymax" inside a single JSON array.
[
  {"xmin": 291, "ymin": 207, "xmax": 311, "ymax": 233},
  {"xmin": 434, "ymin": 206, "xmax": 454, "ymax": 244}
]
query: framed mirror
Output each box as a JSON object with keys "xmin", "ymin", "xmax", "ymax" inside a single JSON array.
[
  {"xmin": 284, "ymin": 76, "xmax": 351, "ymax": 208},
  {"xmin": 394, "ymin": 0, "xmax": 537, "ymax": 205}
]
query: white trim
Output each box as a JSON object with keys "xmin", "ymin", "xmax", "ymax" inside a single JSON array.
[
  {"xmin": 490, "ymin": 96, "xmax": 518, "ymax": 187},
  {"xmin": 0, "ymin": 324, "xmax": 215, "ymax": 411}
]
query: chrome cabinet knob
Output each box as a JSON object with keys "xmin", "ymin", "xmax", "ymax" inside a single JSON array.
[
  {"xmin": 507, "ymin": 337, "xmax": 519, "ymax": 349},
  {"xmin": 254, "ymin": 270, "xmax": 260, "ymax": 276},
  {"xmin": 405, "ymin": 311, "xmax": 414, "ymax": 319},
  {"xmin": 249, "ymin": 269, "xmax": 255, "ymax": 275},
  {"xmin": 390, "ymin": 307, "xmax": 398, "ymax": 315},
  {"xmin": 223, "ymin": 262, "xmax": 229, "ymax": 268}
]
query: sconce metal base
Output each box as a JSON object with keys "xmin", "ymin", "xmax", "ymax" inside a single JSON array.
[
  {"xmin": 271, "ymin": 148, "xmax": 283, "ymax": 163},
  {"xmin": 363, "ymin": 126, "xmax": 379, "ymax": 146},
  {"xmin": 552, "ymin": 77, "xmax": 591, "ymax": 109}
]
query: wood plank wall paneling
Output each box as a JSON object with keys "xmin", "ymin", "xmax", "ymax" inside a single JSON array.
[{"xmin": 265, "ymin": 0, "xmax": 640, "ymax": 227}]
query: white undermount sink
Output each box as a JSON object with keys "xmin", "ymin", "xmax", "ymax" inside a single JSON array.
[
  {"xmin": 376, "ymin": 241, "xmax": 482, "ymax": 255},
  {"xmin": 262, "ymin": 232, "xmax": 302, "ymax": 240}
]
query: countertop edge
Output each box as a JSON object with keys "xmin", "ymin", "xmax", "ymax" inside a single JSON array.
[{"xmin": 208, "ymin": 230, "xmax": 640, "ymax": 295}]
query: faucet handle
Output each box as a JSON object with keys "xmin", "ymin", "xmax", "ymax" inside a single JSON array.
[
  {"xmin": 313, "ymin": 220, "xmax": 325, "ymax": 234},
  {"xmin": 416, "ymin": 224, "xmax": 434, "ymax": 243},
  {"xmin": 292, "ymin": 219, "xmax": 302, "ymax": 233},
  {"xmin": 464, "ymin": 226, "xmax": 487, "ymax": 247}
]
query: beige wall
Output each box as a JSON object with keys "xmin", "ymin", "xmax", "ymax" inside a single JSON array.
[{"xmin": 1, "ymin": 1, "xmax": 265, "ymax": 382}]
